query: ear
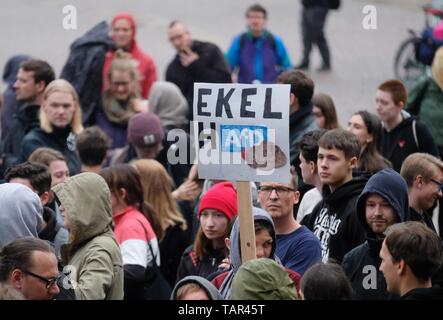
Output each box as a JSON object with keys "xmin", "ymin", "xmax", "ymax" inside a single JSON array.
[
  {"xmin": 398, "ymin": 101, "xmax": 405, "ymax": 110},
  {"xmin": 414, "ymin": 175, "xmax": 423, "ymax": 190},
  {"xmin": 118, "ymin": 187, "xmax": 127, "ymax": 200},
  {"xmin": 40, "ymin": 191, "xmax": 50, "ymax": 206},
  {"xmin": 292, "ymin": 190, "xmax": 300, "ymax": 205},
  {"xmin": 397, "ymin": 259, "xmax": 406, "ymax": 277},
  {"xmin": 225, "ymin": 238, "xmax": 231, "ymax": 251},
  {"xmin": 349, "ymin": 156, "xmax": 358, "ymax": 169},
  {"xmin": 308, "ymin": 160, "xmax": 316, "ymax": 175},
  {"xmin": 35, "ymin": 80, "xmax": 45, "ymax": 95},
  {"xmin": 366, "ymin": 134, "xmax": 374, "ymax": 144},
  {"xmin": 10, "ymin": 269, "xmax": 24, "ymax": 290},
  {"xmin": 289, "ymin": 93, "xmax": 296, "ymax": 106}
]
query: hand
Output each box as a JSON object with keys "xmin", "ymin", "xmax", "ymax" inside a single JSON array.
[
  {"xmin": 131, "ymin": 98, "xmax": 148, "ymax": 113},
  {"xmin": 218, "ymin": 257, "xmax": 231, "ymax": 271},
  {"xmin": 172, "ymin": 179, "xmax": 201, "ymax": 202},
  {"xmin": 179, "ymin": 47, "xmax": 199, "ymax": 67}
]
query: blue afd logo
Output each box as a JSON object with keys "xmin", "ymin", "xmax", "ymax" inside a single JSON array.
[{"xmin": 220, "ymin": 125, "xmax": 267, "ymax": 152}]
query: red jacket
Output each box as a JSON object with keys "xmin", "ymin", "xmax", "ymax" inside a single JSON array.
[{"xmin": 102, "ymin": 12, "xmax": 157, "ymax": 98}]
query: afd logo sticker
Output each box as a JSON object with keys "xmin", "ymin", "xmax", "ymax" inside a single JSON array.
[{"xmin": 220, "ymin": 125, "xmax": 268, "ymax": 152}]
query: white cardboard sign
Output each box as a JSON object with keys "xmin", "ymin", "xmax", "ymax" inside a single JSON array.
[{"xmin": 193, "ymin": 83, "xmax": 290, "ymax": 183}]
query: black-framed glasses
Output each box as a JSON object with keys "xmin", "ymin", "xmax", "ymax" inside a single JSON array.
[
  {"xmin": 258, "ymin": 185, "xmax": 295, "ymax": 197},
  {"xmin": 430, "ymin": 178, "xmax": 443, "ymax": 192},
  {"xmin": 23, "ymin": 270, "xmax": 60, "ymax": 289}
]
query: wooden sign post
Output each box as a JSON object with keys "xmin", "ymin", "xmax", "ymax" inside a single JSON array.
[{"xmin": 236, "ymin": 181, "xmax": 256, "ymax": 262}]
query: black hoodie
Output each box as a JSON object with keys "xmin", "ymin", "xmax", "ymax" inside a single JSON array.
[
  {"xmin": 381, "ymin": 112, "xmax": 439, "ymax": 172},
  {"xmin": 303, "ymin": 177, "xmax": 367, "ymax": 263},
  {"xmin": 401, "ymin": 286, "xmax": 443, "ymax": 300},
  {"xmin": 342, "ymin": 169, "xmax": 409, "ymax": 300}
]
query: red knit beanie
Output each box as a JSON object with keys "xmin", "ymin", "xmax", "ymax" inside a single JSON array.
[{"xmin": 198, "ymin": 181, "xmax": 238, "ymax": 221}]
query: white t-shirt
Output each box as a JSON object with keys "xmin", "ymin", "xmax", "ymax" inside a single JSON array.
[{"xmin": 297, "ymin": 187, "xmax": 322, "ymax": 222}]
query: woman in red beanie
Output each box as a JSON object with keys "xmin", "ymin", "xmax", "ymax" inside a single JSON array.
[{"xmin": 176, "ymin": 181, "xmax": 238, "ymax": 282}]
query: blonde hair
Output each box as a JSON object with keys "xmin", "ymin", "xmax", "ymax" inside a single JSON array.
[
  {"xmin": 432, "ymin": 47, "xmax": 443, "ymax": 91},
  {"xmin": 400, "ymin": 153, "xmax": 443, "ymax": 187},
  {"xmin": 108, "ymin": 49, "xmax": 139, "ymax": 82},
  {"xmin": 40, "ymin": 79, "xmax": 83, "ymax": 134},
  {"xmin": 132, "ymin": 159, "xmax": 187, "ymax": 236}
]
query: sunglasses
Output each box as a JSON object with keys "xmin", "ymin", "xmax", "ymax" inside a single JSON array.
[{"xmin": 23, "ymin": 270, "xmax": 60, "ymax": 289}]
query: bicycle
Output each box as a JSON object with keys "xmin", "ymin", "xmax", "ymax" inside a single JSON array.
[{"xmin": 393, "ymin": 4, "xmax": 443, "ymax": 88}]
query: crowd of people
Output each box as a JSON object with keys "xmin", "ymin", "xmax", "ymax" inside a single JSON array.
[{"xmin": 0, "ymin": 2, "xmax": 443, "ymax": 301}]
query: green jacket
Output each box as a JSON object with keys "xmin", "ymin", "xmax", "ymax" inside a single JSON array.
[
  {"xmin": 53, "ymin": 173, "xmax": 124, "ymax": 300},
  {"xmin": 407, "ymin": 77, "xmax": 443, "ymax": 147}
]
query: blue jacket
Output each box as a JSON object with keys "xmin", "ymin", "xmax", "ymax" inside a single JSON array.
[
  {"xmin": 342, "ymin": 168, "xmax": 409, "ymax": 299},
  {"xmin": 226, "ymin": 30, "xmax": 291, "ymax": 84}
]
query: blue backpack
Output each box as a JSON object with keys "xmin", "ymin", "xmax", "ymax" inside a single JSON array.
[{"xmin": 415, "ymin": 27, "xmax": 443, "ymax": 65}]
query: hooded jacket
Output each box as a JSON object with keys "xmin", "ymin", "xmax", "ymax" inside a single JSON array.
[
  {"xmin": 148, "ymin": 81, "xmax": 189, "ymax": 130},
  {"xmin": 0, "ymin": 183, "xmax": 43, "ymax": 247},
  {"xmin": 342, "ymin": 168, "xmax": 408, "ymax": 300},
  {"xmin": 229, "ymin": 258, "xmax": 298, "ymax": 300},
  {"xmin": 303, "ymin": 178, "xmax": 367, "ymax": 263},
  {"xmin": 171, "ymin": 275, "xmax": 222, "ymax": 300},
  {"xmin": 216, "ymin": 207, "xmax": 300, "ymax": 299},
  {"xmin": 102, "ymin": 12, "xmax": 157, "ymax": 99},
  {"xmin": 53, "ymin": 173, "xmax": 123, "ymax": 300},
  {"xmin": 381, "ymin": 110, "xmax": 439, "ymax": 172},
  {"xmin": 60, "ymin": 21, "xmax": 113, "ymax": 125}
]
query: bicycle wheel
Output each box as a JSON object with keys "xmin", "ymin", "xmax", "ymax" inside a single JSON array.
[{"xmin": 394, "ymin": 37, "xmax": 427, "ymax": 88}]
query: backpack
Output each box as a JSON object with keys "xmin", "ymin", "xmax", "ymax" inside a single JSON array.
[
  {"xmin": 415, "ymin": 27, "xmax": 443, "ymax": 66},
  {"xmin": 329, "ymin": 0, "xmax": 341, "ymax": 10},
  {"xmin": 239, "ymin": 32, "xmax": 277, "ymax": 55}
]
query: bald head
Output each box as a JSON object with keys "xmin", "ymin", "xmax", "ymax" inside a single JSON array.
[{"xmin": 168, "ymin": 21, "xmax": 193, "ymax": 52}]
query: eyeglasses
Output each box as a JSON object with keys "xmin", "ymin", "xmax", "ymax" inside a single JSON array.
[
  {"xmin": 258, "ymin": 185, "xmax": 295, "ymax": 197},
  {"xmin": 23, "ymin": 270, "xmax": 60, "ymax": 289},
  {"xmin": 430, "ymin": 178, "xmax": 443, "ymax": 192},
  {"xmin": 110, "ymin": 81, "xmax": 131, "ymax": 88}
]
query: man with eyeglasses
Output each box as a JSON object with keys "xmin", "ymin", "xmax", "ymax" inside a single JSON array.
[
  {"xmin": 400, "ymin": 153, "xmax": 443, "ymax": 234},
  {"xmin": 0, "ymin": 237, "xmax": 60, "ymax": 300},
  {"xmin": 257, "ymin": 174, "xmax": 321, "ymax": 275}
]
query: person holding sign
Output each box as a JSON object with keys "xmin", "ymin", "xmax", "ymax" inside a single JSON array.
[
  {"xmin": 176, "ymin": 181, "xmax": 237, "ymax": 282},
  {"xmin": 213, "ymin": 207, "xmax": 301, "ymax": 299}
]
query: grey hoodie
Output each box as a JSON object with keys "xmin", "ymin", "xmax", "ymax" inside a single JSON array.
[
  {"xmin": 0, "ymin": 183, "xmax": 43, "ymax": 247},
  {"xmin": 148, "ymin": 81, "xmax": 189, "ymax": 129},
  {"xmin": 219, "ymin": 207, "xmax": 278, "ymax": 299},
  {"xmin": 171, "ymin": 275, "xmax": 222, "ymax": 300}
]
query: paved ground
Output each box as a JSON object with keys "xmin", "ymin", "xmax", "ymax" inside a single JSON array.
[{"xmin": 0, "ymin": 0, "xmax": 424, "ymax": 125}]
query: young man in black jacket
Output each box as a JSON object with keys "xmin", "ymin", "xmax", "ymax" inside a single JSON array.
[
  {"xmin": 342, "ymin": 168, "xmax": 408, "ymax": 300},
  {"xmin": 302, "ymin": 129, "xmax": 366, "ymax": 263},
  {"xmin": 0, "ymin": 59, "xmax": 55, "ymax": 177},
  {"xmin": 376, "ymin": 80, "xmax": 439, "ymax": 172},
  {"xmin": 380, "ymin": 221, "xmax": 443, "ymax": 300}
]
